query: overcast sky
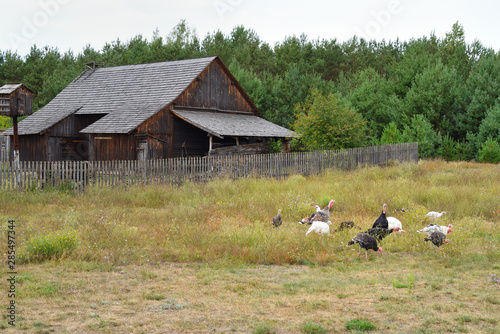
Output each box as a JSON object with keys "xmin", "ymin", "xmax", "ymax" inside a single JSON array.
[{"xmin": 2, "ymin": 0, "xmax": 499, "ymax": 57}]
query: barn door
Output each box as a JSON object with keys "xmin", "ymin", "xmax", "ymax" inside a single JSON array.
[
  {"xmin": 137, "ymin": 138, "xmax": 148, "ymax": 161},
  {"xmin": 47, "ymin": 137, "xmax": 61, "ymax": 161}
]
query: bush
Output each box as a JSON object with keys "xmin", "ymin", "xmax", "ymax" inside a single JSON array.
[
  {"xmin": 345, "ymin": 319, "xmax": 376, "ymax": 331},
  {"xmin": 267, "ymin": 139, "xmax": 283, "ymax": 153},
  {"xmin": 478, "ymin": 137, "xmax": 500, "ymax": 163},
  {"xmin": 293, "ymin": 89, "xmax": 368, "ymax": 150},
  {"xmin": 439, "ymin": 134, "xmax": 458, "ymax": 161},
  {"xmin": 378, "ymin": 122, "xmax": 403, "ymax": 144},
  {"xmin": 401, "ymin": 114, "xmax": 441, "ymax": 158},
  {"xmin": 21, "ymin": 229, "xmax": 79, "ymax": 262}
]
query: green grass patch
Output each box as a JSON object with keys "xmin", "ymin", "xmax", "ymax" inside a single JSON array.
[
  {"xmin": 20, "ymin": 229, "xmax": 79, "ymax": 263},
  {"xmin": 345, "ymin": 319, "xmax": 376, "ymax": 331},
  {"xmin": 144, "ymin": 293, "xmax": 164, "ymax": 300},
  {"xmin": 252, "ymin": 323, "xmax": 276, "ymax": 334},
  {"xmin": 301, "ymin": 322, "xmax": 327, "ymax": 334}
]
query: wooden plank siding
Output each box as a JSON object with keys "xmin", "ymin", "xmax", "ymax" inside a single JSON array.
[
  {"xmin": 175, "ymin": 60, "xmax": 255, "ymax": 113},
  {"xmin": 17, "ymin": 134, "xmax": 47, "ymax": 161},
  {"xmin": 90, "ymin": 134, "xmax": 137, "ymax": 161},
  {"xmin": 136, "ymin": 106, "xmax": 173, "ymax": 159},
  {"xmin": 10, "ymin": 114, "xmax": 105, "ymax": 161},
  {"xmin": 0, "ymin": 143, "xmax": 418, "ymax": 193}
]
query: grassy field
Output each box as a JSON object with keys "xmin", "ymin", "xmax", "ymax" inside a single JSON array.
[{"xmin": 1, "ymin": 159, "xmax": 499, "ymax": 333}]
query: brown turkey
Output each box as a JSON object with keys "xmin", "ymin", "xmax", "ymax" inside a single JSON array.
[
  {"xmin": 305, "ymin": 200, "xmax": 335, "ymax": 224},
  {"xmin": 272, "ymin": 209, "xmax": 282, "ymax": 228},
  {"xmin": 299, "ymin": 205, "xmax": 320, "ymax": 225},
  {"xmin": 347, "ymin": 232, "xmax": 383, "ymax": 259}
]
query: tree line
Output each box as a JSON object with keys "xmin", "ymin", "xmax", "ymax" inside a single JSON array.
[{"xmin": 1, "ymin": 21, "xmax": 499, "ymax": 162}]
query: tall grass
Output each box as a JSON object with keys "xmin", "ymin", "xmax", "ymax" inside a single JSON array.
[{"xmin": 1, "ymin": 160, "xmax": 498, "ymax": 266}]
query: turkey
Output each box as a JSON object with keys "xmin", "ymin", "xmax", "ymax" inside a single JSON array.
[
  {"xmin": 387, "ymin": 217, "xmax": 406, "ymax": 234},
  {"xmin": 424, "ymin": 231, "xmax": 449, "ymax": 249},
  {"xmin": 394, "ymin": 207, "xmax": 412, "ymax": 213},
  {"xmin": 299, "ymin": 205, "xmax": 321, "ymax": 225},
  {"xmin": 306, "ymin": 221, "xmax": 332, "ymax": 235},
  {"xmin": 372, "ymin": 204, "xmax": 389, "ymax": 229},
  {"xmin": 300, "ymin": 200, "xmax": 335, "ymax": 224},
  {"xmin": 365, "ymin": 226, "xmax": 402, "ymax": 241},
  {"xmin": 417, "ymin": 223, "xmax": 453, "ymax": 236},
  {"xmin": 347, "ymin": 232, "xmax": 383, "ymax": 259},
  {"xmin": 425, "ymin": 211, "xmax": 446, "ymax": 219},
  {"xmin": 272, "ymin": 209, "xmax": 282, "ymax": 228},
  {"xmin": 335, "ymin": 221, "xmax": 361, "ymax": 232}
]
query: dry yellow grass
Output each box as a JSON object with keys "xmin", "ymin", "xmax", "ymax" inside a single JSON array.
[
  {"xmin": 2, "ymin": 258, "xmax": 499, "ymax": 333},
  {"xmin": 0, "ymin": 159, "xmax": 499, "ymax": 333}
]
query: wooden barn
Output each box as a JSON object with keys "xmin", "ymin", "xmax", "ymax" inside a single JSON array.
[{"xmin": 2, "ymin": 56, "xmax": 296, "ymax": 161}]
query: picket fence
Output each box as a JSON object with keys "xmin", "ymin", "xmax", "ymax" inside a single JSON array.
[{"xmin": 0, "ymin": 143, "xmax": 418, "ymax": 193}]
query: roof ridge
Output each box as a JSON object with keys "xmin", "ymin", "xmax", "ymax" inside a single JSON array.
[{"xmin": 91, "ymin": 56, "xmax": 218, "ymax": 72}]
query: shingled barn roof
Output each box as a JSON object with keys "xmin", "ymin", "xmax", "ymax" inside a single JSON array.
[
  {"xmin": 172, "ymin": 109, "xmax": 296, "ymax": 138},
  {"xmin": 5, "ymin": 57, "xmax": 218, "ymax": 135}
]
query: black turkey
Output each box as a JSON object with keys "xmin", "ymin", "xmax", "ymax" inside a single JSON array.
[
  {"xmin": 372, "ymin": 203, "xmax": 389, "ymax": 229},
  {"xmin": 365, "ymin": 226, "xmax": 401, "ymax": 241},
  {"xmin": 424, "ymin": 231, "xmax": 449, "ymax": 249},
  {"xmin": 347, "ymin": 232, "xmax": 383, "ymax": 259}
]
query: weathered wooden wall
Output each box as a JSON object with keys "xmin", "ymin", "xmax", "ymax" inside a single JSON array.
[
  {"xmin": 175, "ymin": 60, "xmax": 255, "ymax": 113},
  {"xmin": 17, "ymin": 134, "xmax": 47, "ymax": 161},
  {"xmin": 90, "ymin": 134, "xmax": 137, "ymax": 161},
  {"xmin": 136, "ymin": 106, "xmax": 172, "ymax": 159},
  {"xmin": 49, "ymin": 114, "xmax": 104, "ymax": 138}
]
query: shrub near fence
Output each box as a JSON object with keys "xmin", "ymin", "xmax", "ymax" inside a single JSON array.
[{"xmin": 0, "ymin": 143, "xmax": 418, "ymax": 193}]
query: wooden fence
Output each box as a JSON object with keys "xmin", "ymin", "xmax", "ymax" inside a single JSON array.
[{"xmin": 0, "ymin": 143, "xmax": 418, "ymax": 193}]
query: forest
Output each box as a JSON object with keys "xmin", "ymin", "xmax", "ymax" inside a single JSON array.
[{"xmin": 1, "ymin": 21, "xmax": 499, "ymax": 162}]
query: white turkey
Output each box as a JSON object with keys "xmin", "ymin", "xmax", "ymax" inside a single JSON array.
[
  {"xmin": 272, "ymin": 209, "xmax": 282, "ymax": 228},
  {"xmin": 425, "ymin": 211, "xmax": 446, "ymax": 219},
  {"xmin": 387, "ymin": 217, "xmax": 406, "ymax": 234},
  {"xmin": 305, "ymin": 221, "xmax": 332, "ymax": 235},
  {"xmin": 417, "ymin": 223, "xmax": 453, "ymax": 236},
  {"xmin": 347, "ymin": 232, "xmax": 383, "ymax": 259}
]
